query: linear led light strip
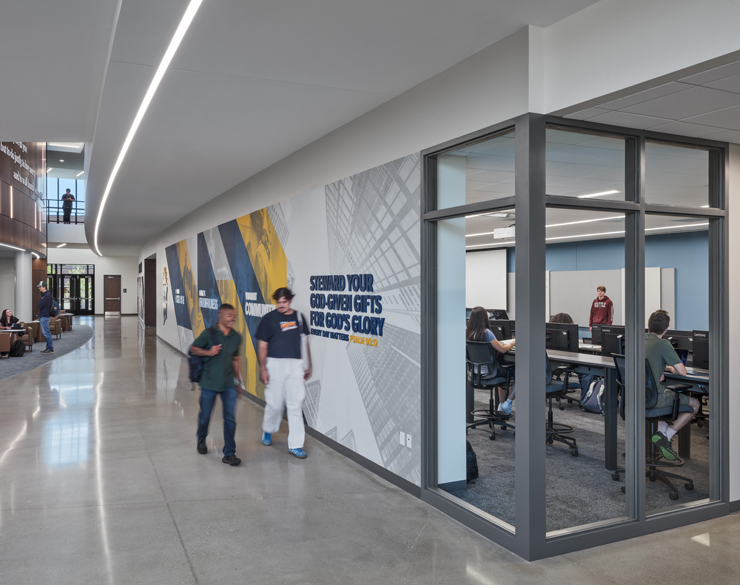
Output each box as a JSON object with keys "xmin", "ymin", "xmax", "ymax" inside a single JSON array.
[
  {"xmin": 467, "ymin": 215, "xmax": 625, "ymax": 237},
  {"xmin": 93, "ymin": 0, "xmax": 204, "ymax": 256},
  {"xmin": 465, "ymin": 222, "xmax": 709, "ymax": 249}
]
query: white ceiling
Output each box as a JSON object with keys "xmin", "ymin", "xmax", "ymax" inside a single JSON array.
[
  {"xmin": 0, "ymin": 0, "xmax": 119, "ymax": 140},
  {"xmin": 83, "ymin": 0, "xmax": 600, "ymax": 254},
  {"xmin": 563, "ymin": 59, "xmax": 740, "ymax": 143}
]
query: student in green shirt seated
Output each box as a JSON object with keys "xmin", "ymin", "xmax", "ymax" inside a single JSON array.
[{"xmin": 646, "ymin": 309, "xmax": 700, "ymax": 461}]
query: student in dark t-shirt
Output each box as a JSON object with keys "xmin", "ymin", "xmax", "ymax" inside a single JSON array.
[
  {"xmin": 257, "ymin": 287, "xmax": 312, "ymax": 459},
  {"xmin": 190, "ymin": 304, "xmax": 243, "ymax": 466}
]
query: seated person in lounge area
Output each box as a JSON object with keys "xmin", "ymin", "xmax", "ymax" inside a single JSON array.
[
  {"xmin": 0, "ymin": 309, "xmax": 21, "ymax": 344},
  {"xmin": 466, "ymin": 306, "xmax": 516, "ymax": 415},
  {"xmin": 646, "ymin": 309, "xmax": 700, "ymax": 460}
]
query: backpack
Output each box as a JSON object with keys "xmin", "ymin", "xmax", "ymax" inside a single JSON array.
[
  {"xmin": 580, "ymin": 378, "xmax": 605, "ymax": 414},
  {"xmin": 578, "ymin": 373, "xmax": 595, "ymax": 403},
  {"xmin": 10, "ymin": 340, "xmax": 25, "ymax": 357},
  {"xmin": 466, "ymin": 440, "xmax": 479, "ymax": 482},
  {"xmin": 188, "ymin": 327, "xmax": 218, "ymax": 383},
  {"xmin": 49, "ymin": 300, "xmax": 59, "ymax": 317}
]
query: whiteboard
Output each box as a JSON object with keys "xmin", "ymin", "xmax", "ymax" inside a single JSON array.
[{"xmin": 466, "ymin": 249, "xmax": 507, "ymax": 310}]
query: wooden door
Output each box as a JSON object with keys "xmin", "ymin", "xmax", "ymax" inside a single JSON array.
[{"xmin": 104, "ymin": 275, "xmax": 121, "ymax": 314}]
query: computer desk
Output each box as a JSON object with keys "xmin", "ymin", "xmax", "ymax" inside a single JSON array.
[
  {"xmin": 663, "ymin": 366, "xmax": 709, "ymax": 459},
  {"xmin": 503, "ymin": 349, "xmax": 620, "ymax": 471}
]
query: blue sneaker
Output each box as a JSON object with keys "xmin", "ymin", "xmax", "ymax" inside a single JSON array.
[
  {"xmin": 498, "ymin": 399, "xmax": 513, "ymax": 416},
  {"xmin": 289, "ymin": 448, "xmax": 307, "ymax": 459},
  {"xmin": 261, "ymin": 432, "xmax": 272, "ymax": 446}
]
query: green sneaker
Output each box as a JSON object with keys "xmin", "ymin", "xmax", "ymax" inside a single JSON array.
[{"xmin": 652, "ymin": 431, "xmax": 678, "ymax": 461}]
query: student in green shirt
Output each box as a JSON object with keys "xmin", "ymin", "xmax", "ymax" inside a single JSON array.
[
  {"xmin": 645, "ymin": 310, "xmax": 700, "ymax": 461},
  {"xmin": 190, "ymin": 303, "xmax": 243, "ymax": 466}
]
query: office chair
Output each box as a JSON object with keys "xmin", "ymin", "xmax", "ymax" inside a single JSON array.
[
  {"xmin": 612, "ymin": 355, "xmax": 695, "ymax": 500},
  {"xmin": 546, "ymin": 356, "xmax": 578, "ymax": 456},
  {"xmin": 466, "ymin": 341, "xmax": 515, "ymax": 440},
  {"xmin": 552, "ymin": 365, "xmax": 581, "ymax": 410}
]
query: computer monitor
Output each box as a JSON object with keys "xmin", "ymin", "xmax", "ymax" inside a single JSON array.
[
  {"xmin": 591, "ymin": 325, "xmax": 603, "ymax": 345},
  {"xmin": 490, "ymin": 319, "xmax": 514, "ymax": 340},
  {"xmin": 466, "ymin": 307, "xmax": 473, "ymax": 320},
  {"xmin": 546, "ymin": 322, "xmax": 579, "ymax": 353},
  {"xmin": 489, "ymin": 309, "xmax": 509, "ymax": 320},
  {"xmin": 692, "ymin": 330, "xmax": 709, "ymax": 369},
  {"xmin": 546, "ymin": 328, "xmax": 569, "ymax": 351},
  {"xmin": 601, "ymin": 333, "xmax": 625, "ymax": 357},
  {"xmin": 489, "ymin": 324, "xmax": 505, "ymax": 340}
]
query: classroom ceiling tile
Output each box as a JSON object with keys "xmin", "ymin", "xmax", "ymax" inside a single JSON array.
[
  {"xmin": 562, "ymin": 107, "xmax": 611, "ymax": 119},
  {"xmin": 648, "ymin": 120, "xmax": 725, "ymax": 137},
  {"xmin": 678, "ymin": 59, "xmax": 740, "ymax": 85},
  {"xmin": 621, "ymin": 86, "xmax": 740, "ymax": 120},
  {"xmin": 597, "ymin": 82, "xmax": 690, "ymax": 110},
  {"xmin": 683, "ymin": 104, "xmax": 740, "ymax": 130},
  {"xmin": 700, "ymin": 129, "xmax": 740, "ymax": 143},
  {"xmin": 586, "ymin": 111, "xmax": 671, "ymax": 129},
  {"xmin": 705, "ymin": 73, "xmax": 740, "ymax": 94}
]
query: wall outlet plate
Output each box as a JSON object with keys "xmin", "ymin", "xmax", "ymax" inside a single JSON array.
[
  {"xmin": 406, "ymin": 434, "xmax": 412, "ymax": 449},
  {"xmin": 399, "ymin": 431, "xmax": 405, "ymax": 446}
]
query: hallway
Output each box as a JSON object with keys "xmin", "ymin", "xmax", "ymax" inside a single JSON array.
[{"xmin": 0, "ymin": 316, "xmax": 737, "ymax": 584}]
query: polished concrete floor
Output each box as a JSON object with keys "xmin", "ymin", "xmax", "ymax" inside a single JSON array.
[{"xmin": 0, "ymin": 316, "xmax": 738, "ymax": 584}]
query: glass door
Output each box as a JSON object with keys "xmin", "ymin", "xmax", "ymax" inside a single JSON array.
[{"xmin": 77, "ymin": 275, "xmax": 94, "ymax": 315}]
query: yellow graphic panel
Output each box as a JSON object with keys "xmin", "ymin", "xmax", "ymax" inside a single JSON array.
[
  {"xmin": 218, "ymin": 278, "xmax": 263, "ymax": 399},
  {"xmin": 237, "ymin": 209, "xmax": 287, "ymax": 302},
  {"xmin": 177, "ymin": 240, "xmax": 205, "ymax": 338}
]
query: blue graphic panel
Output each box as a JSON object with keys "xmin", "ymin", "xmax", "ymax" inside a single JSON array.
[
  {"xmin": 197, "ymin": 233, "xmax": 220, "ymax": 328},
  {"xmin": 218, "ymin": 220, "xmax": 268, "ymax": 352},
  {"xmin": 165, "ymin": 244, "xmax": 192, "ymax": 331}
]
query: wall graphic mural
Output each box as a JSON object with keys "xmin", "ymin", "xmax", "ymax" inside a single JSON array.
[{"xmin": 165, "ymin": 154, "xmax": 422, "ymax": 485}]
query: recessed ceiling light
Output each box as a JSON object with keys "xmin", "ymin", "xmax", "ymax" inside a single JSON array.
[
  {"xmin": 577, "ymin": 190, "xmax": 621, "ymax": 199},
  {"xmin": 47, "ymin": 167, "xmax": 53, "ymax": 173},
  {"xmin": 76, "ymin": 171, "xmax": 84, "ymax": 177},
  {"xmin": 93, "ymin": 0, "xmax": 204, "ymax": 257},
  {"xmin": 57, "ymin": 243, "xmax": 67, "ymax": 248},
  {"xmin": 59, "ymin": 159, "xmax": 64, "ymax": 162}
]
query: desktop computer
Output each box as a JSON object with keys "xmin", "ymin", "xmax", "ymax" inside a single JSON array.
[
  {"xmin": 546, "ymin": 328, "xmax": 569, "ymax": 351},
  {"xmin": 490, "ymin": 319, "xmax": 514, "ymax": 340},
  {"xmin": 601, "ymin": 333, "xmax": 625, "ymax": 357},
  {"xmin": 489, "ymin": 309, "xmax": 509, "ymax": 320},
  {"xmin": 692, "ymin": 330, "xmax": 709, "ymax": 369},
  {"xmin": 546, "ymin": 322, "xmax": 579, "ymax": 353}
]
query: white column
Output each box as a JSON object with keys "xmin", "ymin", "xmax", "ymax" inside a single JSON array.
[{"xmin": 14, "ymin": 251, "xmax": 32, "ymax": 322}]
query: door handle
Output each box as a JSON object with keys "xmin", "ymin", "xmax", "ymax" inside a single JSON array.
[{"xmin": 105, "ymin": 297, "xmax": 121, "ymax": 300}]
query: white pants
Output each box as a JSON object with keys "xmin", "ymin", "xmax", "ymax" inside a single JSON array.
[{"xmin": 262, "ymin": 358, "xmax": 306, "ymax": 449}]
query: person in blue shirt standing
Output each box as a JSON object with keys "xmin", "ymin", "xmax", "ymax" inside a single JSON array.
[
  {"xmin": 37, "ymin": 281, "xmax": 54, "ymax": 355},
  {"xmin": 257, "ymin": 287, "xmax": 312, "ymax": 459}
]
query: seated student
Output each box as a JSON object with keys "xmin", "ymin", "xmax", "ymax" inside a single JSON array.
[
  {"xmin": 646, "ymin": 309, "xmax": 700, "ymax": 460},
  {"xmin": 550, "ymin": 313, "xmax": 574, "ymax": 324},
  {"xmin": 0, "ymin": 309, "xmax": 20, "ymax": 345},
  {"xmin": 466, "ymin": 306, "xmax": 516, "ymax": 415}
]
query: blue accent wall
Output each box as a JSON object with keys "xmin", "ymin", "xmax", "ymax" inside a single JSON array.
[{"xmin": 504, "ymin": 231, "xmax": 708, "ymax": 330}]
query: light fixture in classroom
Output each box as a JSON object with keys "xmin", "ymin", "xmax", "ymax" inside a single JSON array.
[
  {"xmin": 47, "ymin": 167, "xmax": 53, "ymax": 173},
  {"xmin": 76, "ymin": 171, "xmax": 84, "ymax": 177},
  {"xmin": 465, "ymin": 222, "xmax": 708, "ymax": 248},
  {"xmin": 93, "ymin": 0, "xmax": 204, "ymax": 256},
  {"xmin": 59, "ymin": 159, "xmax": 64, "ymax": 163},
  {"xmin": 57, "ymin": 243, "xmax": 67, "ymax": 248},
  {"xmin": 466, "ymin": 214, "xmax": 624, "ymax": 237},
  {"xmin": 465, "ymin": 209, "xmax": 514, "ymax": 219},
  {"xmin": 577, "ymin": 190, "xmax": 621, "ymax": 199}
]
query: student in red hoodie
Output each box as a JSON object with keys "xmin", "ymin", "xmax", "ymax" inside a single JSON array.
[{"xmin": 589, "ymin": 285, "xmax": 613, "ymax": 332}]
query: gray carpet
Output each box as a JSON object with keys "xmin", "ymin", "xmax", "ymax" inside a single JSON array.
[
  {"xmin": 0, "ymin": 322, "xmax": 94, "ymax": 381},
  {"xmin": 456, "ymin": 387, "xmax": 710, "ymax": 533}
]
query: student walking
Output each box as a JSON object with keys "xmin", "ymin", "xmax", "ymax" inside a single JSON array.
[
  {"xmin": 37, "ymin": 281, "xmax": 54, "ymax": 355},
  {"xmin": 190, "ymin": 303, "xmax": 243, "ymax": 466},
  {"xmin": 257, "ymin": 287, "xmax": 312, "ymax": 459}
]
